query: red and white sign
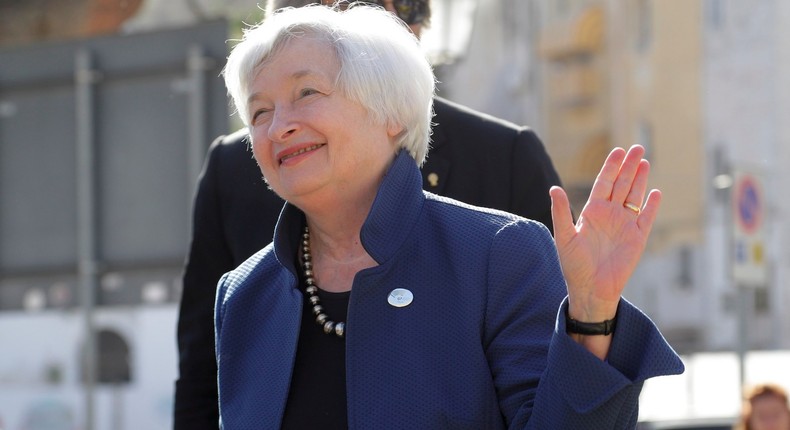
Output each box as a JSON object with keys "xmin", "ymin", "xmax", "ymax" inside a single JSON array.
[{"xmin": 731, "ymin": 170, "xmax": 767, "ymax": 287}]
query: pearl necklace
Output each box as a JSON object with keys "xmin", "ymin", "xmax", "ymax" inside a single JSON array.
[{"xmin": 301, "ymin": 226, "xmax": 346, "ymax": 338}]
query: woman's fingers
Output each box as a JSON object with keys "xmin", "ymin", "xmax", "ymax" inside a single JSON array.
[
  {"xmin": 555, "ymin": 144, "xmax": 658, "ymax": 243},
  {"xmin": 549, "ymin": 185, "xmax": 575, "ymax": 243},
  {"xmin": 622, "ymin": 159, "xmax": 651, "ymax": 215},
  {"xmin": 610, "ymin": 145, "xmax": 647, "ymax": 204},
  {"xmin": 636, "ymin": 188, "xmax": 662, "ymax": 235},
  {"xmin": 588, "ymin": 147, "xmax": 626, "ymax": 202}
]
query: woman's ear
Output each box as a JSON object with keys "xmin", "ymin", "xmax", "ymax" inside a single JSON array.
[{"xmin": 386, "ymin": 121, "xmax": 404, "ymax": 138}]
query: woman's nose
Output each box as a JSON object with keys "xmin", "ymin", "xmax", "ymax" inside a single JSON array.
[{"xmin": 268, "ymin": 108, "xmax": 298, "ymax": 142}]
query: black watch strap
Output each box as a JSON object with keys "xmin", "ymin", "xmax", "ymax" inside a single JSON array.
[{"xmin": 565, "ymin": 310, "xmax": 617, "ymax": 336}]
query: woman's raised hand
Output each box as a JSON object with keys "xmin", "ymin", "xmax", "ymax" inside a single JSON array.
[{"xmin": 550, "ymin": 145, "xmax": 661, "ymax": 326}]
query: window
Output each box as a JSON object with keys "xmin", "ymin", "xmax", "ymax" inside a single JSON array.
[
  {"xmin": 635, "ymin": 0, "xmax": 653, "ymax": 52},
  {"xmin": 708, "ymin": 0, "xmax": 725, "ymax": 30},
  {"xmin": 81, "ymin": 328, "xmax": 131, "ymax": 384}
]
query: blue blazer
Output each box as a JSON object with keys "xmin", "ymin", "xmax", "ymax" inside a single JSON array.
[
  {"xmin": 215, "ymin": 150, "xmax": 684, "ymax": 429},
  {"xmin": 176, "ymin": 97, "xmax": 563, "ymax": 428}
]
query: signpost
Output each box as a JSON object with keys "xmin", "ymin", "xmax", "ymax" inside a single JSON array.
[
  {"xmin": 730, "ymin": 168, "xmax": 767, "ymax": 395},
  {"xmin": 732, "ymin": 170, "xmax": 767, "ymax": 287}
]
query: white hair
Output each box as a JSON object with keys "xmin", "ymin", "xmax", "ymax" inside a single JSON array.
[{"xmin": 223, "ymin": 4, "xmax": 435, "ymax": 165}]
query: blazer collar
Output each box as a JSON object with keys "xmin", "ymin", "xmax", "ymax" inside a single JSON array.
[{"xmin": 273, "ymin": 149, "xmax": 425, "ymax": 266}]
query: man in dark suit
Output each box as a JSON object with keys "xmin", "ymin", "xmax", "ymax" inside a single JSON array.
[{"xmin": 173, "ymin": 2, "xmax": 562, "ymax": 429}]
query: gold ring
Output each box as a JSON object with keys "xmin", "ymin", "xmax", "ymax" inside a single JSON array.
[{"xmin": 623, "ymin": 202, "xmax": 641, "ymax": 216}]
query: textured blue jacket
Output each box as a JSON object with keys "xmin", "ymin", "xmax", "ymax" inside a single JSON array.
[{"xmin": 215, "ymin": 150, "xmax": 684, "ymax": 429}]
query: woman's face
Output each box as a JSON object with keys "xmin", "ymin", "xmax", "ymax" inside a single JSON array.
[
  {"xmin": 247, "ymin": 36, "xmax": 401, "ymax": 206},
  {"xmin": 750, "ymin": 395, "xmax": 790, "ymax": 430}
]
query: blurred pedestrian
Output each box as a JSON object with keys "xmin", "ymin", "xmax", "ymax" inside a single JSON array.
[{"xmin": 736, "ymin": 383, "xmax": 790, "ymax": 430}]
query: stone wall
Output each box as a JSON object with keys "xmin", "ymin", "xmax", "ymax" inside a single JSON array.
[{"xmin": 0, "ymin": 0, "xmax": 142, "ymax": 47}]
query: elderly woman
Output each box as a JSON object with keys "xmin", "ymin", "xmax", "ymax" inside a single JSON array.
[{"xmin": 215, "ymin": 4, "xmax": 683, "ymax": 428}]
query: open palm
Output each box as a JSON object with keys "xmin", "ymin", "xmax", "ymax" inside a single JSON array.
[{"xmin": 550, "ymin": 145, "xmax": 661, "ymax": 321}]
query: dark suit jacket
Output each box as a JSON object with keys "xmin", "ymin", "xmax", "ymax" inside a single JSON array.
[{"xmin": 174, "ymin": 97, "xmax": 562, "ymax": 429}]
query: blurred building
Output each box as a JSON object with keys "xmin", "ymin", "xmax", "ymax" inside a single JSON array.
[
  {"xmin": 0, "ymin": 0, "xmax": 143, "ymax": 46},
  {"xmin": 0, "ymin": 1, "xmax": 237, "ymax": 429},
  {"xmin": 536, "ymin": 0, "xmax": 713, "ymax": 353},
  {"xmin": 439, "ymin": 0, "xmax": 790, "ymax": 354}
]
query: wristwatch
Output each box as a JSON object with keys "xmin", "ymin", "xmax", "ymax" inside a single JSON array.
[{"xmin": 565, "ymin": 310, "xmax": 617, "ymax": 336}]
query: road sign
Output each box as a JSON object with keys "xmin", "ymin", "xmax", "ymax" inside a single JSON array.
[{"xmin": 731, "ymin": 170, "xmax": 767, "ymax": 287}]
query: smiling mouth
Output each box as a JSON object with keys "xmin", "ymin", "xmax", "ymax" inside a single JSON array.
[{"xmin": 280, "ymin": 144, "xmax": 325, "ymax": 163}]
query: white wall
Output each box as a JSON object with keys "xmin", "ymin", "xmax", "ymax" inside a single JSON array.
[
  {"xmin": 640, "ymin": 350, "xmax": 790, "ymax": 422},
  {"xmin": 0, "ymin": 306, "xmax": 178, "ymax": 430}
]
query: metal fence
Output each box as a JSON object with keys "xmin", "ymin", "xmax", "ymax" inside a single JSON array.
[
  {"xmin": 0, "ymin": 19, "xmax": 231, "ymax": 311},
  {"xmin": 0, "ymin": 20, "xmax": 231, "ymax": 430}
]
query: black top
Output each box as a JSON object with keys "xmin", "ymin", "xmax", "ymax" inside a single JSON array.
[{"xmin": 281, "ymin": 264, "xmax": 350, "ymax": 429}]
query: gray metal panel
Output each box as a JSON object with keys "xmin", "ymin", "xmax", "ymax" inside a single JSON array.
[
  {"xmin": 97, "ymin": 74, "xmax": 191, "ymax": 264},
  {"xmin": 0, "ymin": 20, "xmax": 230, "ymax": 308},
  {"xmin": 0, "ymin": 86, "xmax": 78, "ymax": 271},
  {"xmin": 0, "ymin": 20, "xmax": 230, "ymax": 86}
]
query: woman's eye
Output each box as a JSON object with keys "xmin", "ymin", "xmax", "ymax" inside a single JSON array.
[
  {"xmin": 251, "ymin": 109, "xmax": 271, "ymax": 123},
  {"xmin": 300, "ymin": 88, "xmax": 319, "ymax": 97}
]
